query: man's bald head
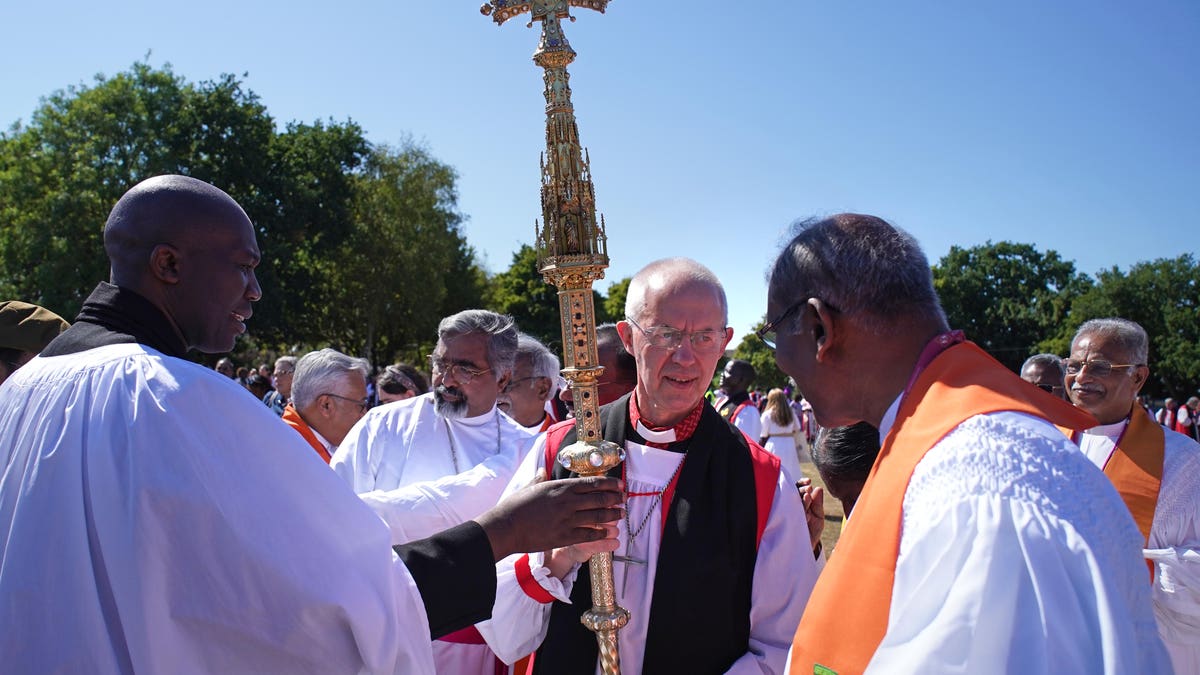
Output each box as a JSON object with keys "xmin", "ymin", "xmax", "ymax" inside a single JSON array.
[
  {"xmin": 103, "ymin": 175, "xmax": 261, "ymax": 353},
  {"xmin": 624, "ymin": 257, "xmax": 728, "ymax": 325}
]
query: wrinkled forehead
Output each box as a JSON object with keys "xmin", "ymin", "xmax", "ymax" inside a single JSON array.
[
  {"xmin": 639, "ymin": 280, "xmax": 727, "ymax": 328},
  {"xmin": 1070, "ymin": 331, "xmax": 1129, "ymax": 360}
]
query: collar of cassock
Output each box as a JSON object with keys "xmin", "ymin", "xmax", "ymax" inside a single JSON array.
[{"xmin": 628, "ymin": 389, "xmax": 703, "ymax": 449}]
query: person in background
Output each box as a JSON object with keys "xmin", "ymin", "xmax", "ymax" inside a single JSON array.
[
  {"xmin": 1020, "ymin": 353, "xmax": 1068, "ymax": 400},
  {"xmin": 497, "ymin": 333, "xmax": 562, "ymax": 433},
  {"xmin": 811, "ymin": 422, "xmax": 881, "ymax": 517},
  {"xmin": 759, "ymin": 387, "xmax": 805, "ymax": 479},
  {"xmin": 283, "ymin": 348, "xmax": 370, "ymax": 463},
  {"xmin": 0, "ymin": 300, "xmax": 69, "ymax": 385},
  {"xmin": 263, "ymin": 355, "xmax": 295, "ymax": 416}
]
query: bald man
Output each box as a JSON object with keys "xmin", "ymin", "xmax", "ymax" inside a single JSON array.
[
  {"xmin": 0, "ymin": 175, "xmax": 622, "ymax": 673},
  {"xmin": 481, "ymin": 258, "xmax": 818, "ymax": 675}
]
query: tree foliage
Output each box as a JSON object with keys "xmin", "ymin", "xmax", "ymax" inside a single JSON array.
[
  {"xmin": 933, "ymin": 241, "xmax": 1093, "ymax": 372},
  {"xmin": 1044, "ymin": 256, "xmax": 1200, "ymax": 399},
  {"xmin": 603, "ymin": 276, "xmax": 630, "ymax": 322},
  {"xmin": 484, "ymin": 244, "xmax": 609, "ymax": 352}
]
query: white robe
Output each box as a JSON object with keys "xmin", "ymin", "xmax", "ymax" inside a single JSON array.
[
  {"xmin": 478, "ymin": 423, "xmax": 820, "ymax": 674},
  {"xmin": 827, "ymin": 402, "xmax": 1172, "ymax": 674},
  {"xmin": 1080, "ymin": 420, "xmax": 1200, "ymax": 674},
  {"xmin": 331, "ymin": 393, "xmax": 537, "ymax": 675},
  {"xmin": 0, "ymin": 344, "xmax": 435, "ymax": 674},
  {"xmin": 760, "ymin": 413, "xmax": 806, "ymax": 479}
]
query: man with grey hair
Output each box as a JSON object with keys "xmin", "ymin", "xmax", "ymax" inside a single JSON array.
[
  {"xmin": 482, "ymin": 257, "xmax": 819, "ymax": 674},
  {"xmin": 1064, "ymin": 317, "xmax": 1200, "ymax": 672},
  {"xmin": 263, "ymin": 355, "xmax": 296, "ymax": 415},
  {"xmin": 281, "ymin": 349, "xmax": 369, "ymax": 463},
  {"xmin": 331, "ymin": 309, "xmax": 540, "ymax": 675},
  {"xmin": 1020, "ymin": 353, "xmax": 1068, "ymax": 400},
  {"xmin": 497, "ymin": 332, "xmax": 563, "ymax": 433},
  {"xmin": 764, "ymin": 214, "xmax": 1168, "ymax": 673}
]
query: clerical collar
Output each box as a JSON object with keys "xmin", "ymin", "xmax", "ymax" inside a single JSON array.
[
  {"xmin": 444, "ymin": 400, "xmax": 498, "ymax": 427},
  {"xmin": 1084, "ymin": 417, "xmax": 1129, "ymax": 441},
  {"xmin": 628, "ymin": 389, "xmax": 703, "ymax": 446},
  {"xmin": 41, "ymin": 282, "xmax": 188, "ymax": 359}
]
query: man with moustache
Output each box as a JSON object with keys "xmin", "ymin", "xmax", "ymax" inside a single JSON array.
[
  {"xmin": 1064, "ymin": 318, "xmax": 1200, "ymax": 673},
  {"xmin": 331, "ymin": 309, "xmax": 540, "ymax": 675}
]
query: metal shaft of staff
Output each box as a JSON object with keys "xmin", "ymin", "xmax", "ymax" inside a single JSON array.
[{"xmin": 481, "ymin": 2, "xmax": 627, "ymax": 672}]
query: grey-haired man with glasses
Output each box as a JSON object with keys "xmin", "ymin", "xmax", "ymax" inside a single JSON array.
[
  {"xmin": 478, "ymin": 257, "xmax": 819, "ymax": 674},
  {"xmin": 331, "ymin": 308, "xmax": 540, "ymax": 675}
]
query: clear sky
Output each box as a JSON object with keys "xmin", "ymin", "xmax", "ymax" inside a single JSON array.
[{"xmin": 3, "ymin": 0, "xmax": 1197, "ymax": 342}]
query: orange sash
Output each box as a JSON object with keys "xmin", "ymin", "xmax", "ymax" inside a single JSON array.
[
  {"xmin": 789, "ymin": 342, "xmax": 1096, "ymax": 675},
  {"xmin": 1059, "ymin": 404, "xmax": 1163, "ymax": 580},
  {"xmin": 282, "ymin": 403, "xmax": 332, "ymax": 463}
]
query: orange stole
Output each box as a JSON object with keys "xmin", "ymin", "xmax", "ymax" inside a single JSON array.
[
  {"xmin": 1060, "ymin": 404, "xmax": 1163, "ymax": 577},
  {"xmin": 789, "ymin": 342, "xmax": 1096, "ymax": 675},
  {"xmin": 281, "ymin": 403, "xmax": 332, "ymax": 464}
]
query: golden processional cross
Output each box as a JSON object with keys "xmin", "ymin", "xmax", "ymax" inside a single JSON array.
[{"xmin": 480, "ymin": 1, "xmax": 629, "ymax": 673}]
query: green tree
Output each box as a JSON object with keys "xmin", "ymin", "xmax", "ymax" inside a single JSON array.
[
  {"xmin": 731, "ymin": 318, "xmax": 792, "ymax": 391},
  {"xmin": 319, "ymin": 142, "xmax": 479, "ymax": 366},
  {"xmin": 603, "ymin": 276, "xmax": 630, "ymax": 322},
  {"xmin": 932, "ymin": 241, "xmax": 1092, "ymax": 372},
  {"xmin": 1045, "ymin": 256, "xmax": 1200, "ymax": 399}
]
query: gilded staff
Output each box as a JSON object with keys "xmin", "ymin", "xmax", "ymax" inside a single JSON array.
[{"xmin": 481, "ymin": 1, "xmax": 628, "ymax": 672}]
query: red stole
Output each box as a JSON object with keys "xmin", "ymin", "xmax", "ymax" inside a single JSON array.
[
  {"xmin": 281, "ymin": 403, "xmax": 332, "ymax": 464},
  {"xmin": 789, "ymin": 341, "xmax": 1096, "ymax": 675}
]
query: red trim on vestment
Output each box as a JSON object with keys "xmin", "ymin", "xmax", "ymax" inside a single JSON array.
[{"xmin": 515, "ymin": 554, "xmax": 556, "ymax": 604}]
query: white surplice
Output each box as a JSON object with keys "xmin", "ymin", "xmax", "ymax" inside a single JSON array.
[
  {"xmin": 331, "ymin": 393, "xmax": 538, "ymax": 675},
  {"xmin": 0, "ymin": 344, "xmax": 435, "ymax": 674},
  {"xmin": 478, "ymin": 423, "xmax": 820, "ymax": 675},
  {"xmin": 760, "ymin": 413, "xmax": 805, "ymax": 480},
  {"xmin": 850, "ymin": 404, "xmax": 1172, "ymax": 674},
  {"xmin": 1080, "ymin": 420, "xmax": 1200, "ymax": 674}
]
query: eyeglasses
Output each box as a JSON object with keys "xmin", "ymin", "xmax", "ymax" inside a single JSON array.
[
  {"xmin": 624, "ymin": 316, "xmax": 727, "ymax": 354},
  {"xmin": 756, "ymin": 298, "xmax": 840, "ymax": 351},
  {"xmin": 428, "ymin": 355, "xmax": 492, "ymax": 384},
  {"xmin": 322, "ymin": 392, "xmax": 369, "ymax": 414},
  {"xmin": 502, "ymin": 376, "xmax": 543, "ymax": 393},
  {"xmin": 1036, "ymin": 384, "xmax": 1065, "ymax": 394},
  {"xmin": 1063, "ymin": 359, "xmax": 1141, "ymax": 378}
]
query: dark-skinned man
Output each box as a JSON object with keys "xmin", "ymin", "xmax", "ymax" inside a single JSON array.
[
  {"xmin": 714, "ymin": 358, "xmax": 763, "ymax": 442},
  {"xmin": 0, "ymin": 175, "xmax": 622, "ymax": 673}
]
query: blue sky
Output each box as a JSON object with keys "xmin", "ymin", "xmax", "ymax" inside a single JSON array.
[{"xmin": 3, "ymin": 1, "xmax": 1197, "ymax": 341}]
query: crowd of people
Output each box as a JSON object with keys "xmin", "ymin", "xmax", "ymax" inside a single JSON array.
[{"xmin": 1, "ymin": 176, "xmax": 1197, "ymax": 674}]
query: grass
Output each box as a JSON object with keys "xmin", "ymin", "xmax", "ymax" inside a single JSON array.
[{"xmin": 799, "ymin": 461, "xmax": 845, "ymax": 556}]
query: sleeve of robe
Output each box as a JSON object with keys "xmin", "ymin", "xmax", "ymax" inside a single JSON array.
[
  {"xmin": 864, "ymin": 412, "xmax": 1172, "ymax": 675},
  {"xmin": 0, "ymin": 347, "xmax": 457, "ymax": 674},
  {"xmin": 1145, "ymin": 430, "xmax": 1200, "ymax": 674},
  {"xmin": 733, "ymin": 406, "xmax": 763, "ymax": 447}
]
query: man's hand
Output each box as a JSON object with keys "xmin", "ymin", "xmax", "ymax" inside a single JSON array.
[
  {"xmin": 475, "ymin": 475, "xmax": 624, "ymax": 562},
  {"xmin": 796, "ymin": 477, "xmax": 825, "ymax": 552},
  {"xmin": 545, "ymin": 523, "xmax": 620, "ymax": 578}
]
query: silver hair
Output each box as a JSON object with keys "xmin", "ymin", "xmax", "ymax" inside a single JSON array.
[
  {"xmin": 767, "ymin": 214, "xmax": 947, "ymax": 335},
  {"xmin": 516, "ymin": 333, "xmax": 562, "ymax": 398},
  {"xmin": 291, "ymin": 348, "xmax": 370, "ymax": 410},
  {"xmin": 1072, "ymin": 318, "xmax": 1149, "ymax": 366},
  {"xmin": 437, "ymin": 309, "xmax": 519, "ymax": 379},
  {"xmin": 624, "ymin": 257, "xmax": 728, "ymax": 324},
  {"xmin": 273, "ymin": 355, "xmax": 297, "ymax": 372},
  {"xmin": 1021, "ymin": 353, "xmax": 1064, "ymax": 375}
]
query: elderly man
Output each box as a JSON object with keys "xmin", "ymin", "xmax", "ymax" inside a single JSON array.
[
  {"xmin": 0, "ymin": 175, "xmax": 624, "ymax": 673},
  {"xmin": 480, "ymin": 257, "xmax": 819, "ymax": 675},
  {"xmin": 1064, "ymin": 318, "xmax": 1200, "ymax": 673},
  {"xmin": 763, "ymin": 214, "xmax": 1168, "ymax": 674},
  {"xmin": 497, "ymin": 333, "xmax": 562, "ymax": 433},
  {"xmin": 1020, "ymin": 352, "xmax": 1068, "ymax": 400},
  {"xmin": 282, "ymin": 348, "xmax": 369, "ymax": 462},
  {"xmin": 262, "ymin": 354, "xmax": 295, "ymax": 415},
  {"xmin": 332, "ymin": 309, "xmax": 540, "ymax": 675},
  {"xmin": 0, "ymin": 300, "xmax": 69, "ymax": 384},
  {"xmin": 714, "ymin": 358, "xmax": 763, "ymax": 441}
]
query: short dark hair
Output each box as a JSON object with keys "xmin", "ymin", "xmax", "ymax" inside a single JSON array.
[
  {"xmin": 812, "ymin": 422, "xmax": 881, "ymax": 487},
  {"xmin": 596, "ymin": 323, "xmax": 636, "ymax": 383}
]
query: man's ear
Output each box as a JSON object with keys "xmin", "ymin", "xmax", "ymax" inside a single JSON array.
[
  {"xmin": 496, "ymin": 370, "xmax": 511, "ymax": 394},
  {"xmin": 808, "ymin": 298, "xmax": 837, "ymax": 363},
  {"xmin": 535, "ymin": 376, "xmax": 552, "ymax": 402},
  {"xmin": 616, "ymin": 321, "xmax": 636, "ymax": 353},
  {"xmin": 149, "ymin": 244, "xmax": 182, "ymax": 284},
  {"xmin": 1132, "ymin": 364, "xmax": 1150, "ymax": 393}
]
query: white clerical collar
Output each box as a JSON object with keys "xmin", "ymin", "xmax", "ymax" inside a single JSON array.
[
  {"xmin": 1083, "ymin": 417, "xmax": 1128, "ymax": 442},
  {"xmin": 635, "ymin": 419, "xmax": 677, "ymax": 444},
  {"xmin": 878, "ymin": 392, "xmax": 903, "ymax": 444}
]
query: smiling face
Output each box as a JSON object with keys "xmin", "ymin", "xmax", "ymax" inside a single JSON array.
[
  {"xmin": 619, "ymin": 280, "xmax": 731, "ymax": 427},
  {"xmin": 1066, "ymin": 332, "xmax": 1148, "ymax": 425},
  {"xmin": 164, "ymin": 208, "xmax": 262, "ymax": 354}
]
